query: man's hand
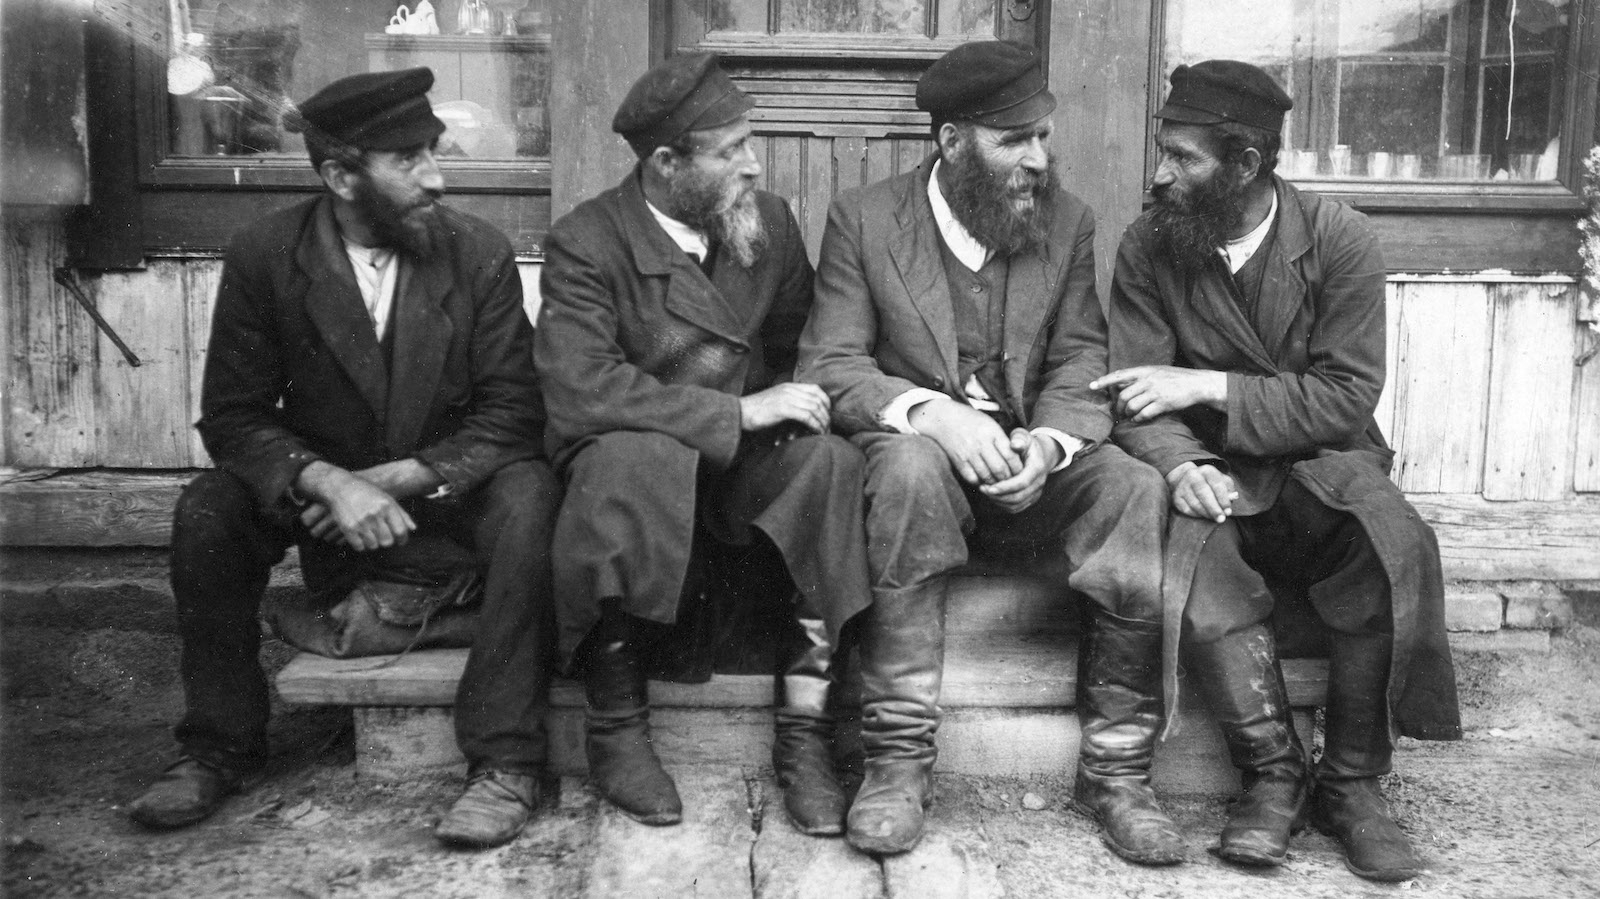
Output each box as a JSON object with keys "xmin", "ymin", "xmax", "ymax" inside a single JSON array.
[
  {"xmin": 1091, "ymin": 366, "xmax": 1227, "ymax": 421},
  {"xmin": 351, "ymin": 458, "xmax": 444, "ymax": 500},
  {"xmin": 978, "ymin": 429, "xmax": 1060, "ymax": 513},
  {"xmin": 908, "ymin": 397, "xmax": 1022, "ymax": 486},
  {"xmin": 1166, "ymin": 461, "xmax": 1237, "ymax": 523},
  {"xmin": 739, "ymin": 383, "xmax": 831, "ymax": 434},
  {"xmin": 295, "ymin": 461, "xmax": 416, "ymax": 551}
]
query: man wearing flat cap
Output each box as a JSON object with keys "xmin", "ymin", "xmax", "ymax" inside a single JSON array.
[
  {"xmin": 799, "ymin": 40, "xmax": 1181, "ymax": 861},
  {"xmin": 129, "ymin": 67, "xmax": 563, "ymax": 850},
  {"xmin": 534, "ymin": 53, "xmax": 871, "ymax": 833},
  {"xmin": 1096, "ymin": 59, "xmax": 1461, "ymax": 880}
]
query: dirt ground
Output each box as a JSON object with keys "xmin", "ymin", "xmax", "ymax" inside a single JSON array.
[{"xmin": 2, "ymin": 597, "xmax": 1598, "ymax": 898}]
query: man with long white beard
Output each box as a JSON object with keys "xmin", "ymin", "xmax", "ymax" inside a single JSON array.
[
  {"xmin": 799, "ymin": 40, "xmax": 1180, "ymax": 861},
  {"xmin": 534, "ymin": 53, "xmax": 872, "ymax": 833},
  {"xmin": 1097, "ymin": 60, "xmax": 1461, "ymax": 881}
]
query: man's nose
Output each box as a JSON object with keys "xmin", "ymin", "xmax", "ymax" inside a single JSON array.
[
  {"xmin": 1151, "ymin": 157, "xmax": 1177, "ymax": 188},
  {"xmin": 1020, "ymin": 136, "xmax": 1048, "ymax": 173},
  {"xmin": 415, "ymin": 148, "xmax": 445, "ymax": 193},
  {"xmin": 738, "ymin": 142, "xmax": 762, "ymax": 179}
]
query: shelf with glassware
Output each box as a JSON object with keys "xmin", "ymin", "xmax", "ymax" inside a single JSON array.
[{"xmin": 365, "ymin": 32, "xmax": 552, "ymax": 159}]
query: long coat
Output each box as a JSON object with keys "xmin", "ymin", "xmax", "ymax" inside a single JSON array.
[
  {"xmin": 798, "ymin": 154, "xmax": 1111, "ymax": 441},
  {"xmin": 535, "ymin": 168, "xmax": 869, "ymax": 658},
  {"xmin": 198, "ymin": 195, "xmax": 543, "ymax": 508},
  {"xmin": 1107, "ymin": 177, "xmax": 1461, "ymax": 741}
]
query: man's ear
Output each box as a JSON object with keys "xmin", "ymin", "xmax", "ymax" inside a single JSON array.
[
  {"xmin": 936, "ymin": 122, "xmax": 964, "ymax": 160},
  {"xmin": 1237, "ymin": 146, "xmax": 1263, "ymax": 183},
  {"xmin": 645, "ymin": 145, "xmax": 681, "ymax": 180},
  {"xmin": 320, "ymin": 159, "xmax": 359, "ymax": 201}
]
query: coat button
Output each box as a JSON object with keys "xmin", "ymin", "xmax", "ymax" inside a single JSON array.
[
  {"xmin": 932, "ymin": 376, "xmax": 945, "ymax": 388},
  {"xmin": 734, "ymin": 345, "xmax": 749, "ymax": 354},
  {"xmin": 970, "ymin": 283, "xmax": 984, "ymax": 292}
]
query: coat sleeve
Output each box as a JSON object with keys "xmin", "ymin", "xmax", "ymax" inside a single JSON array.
[
  {"xmin": 756, "ymin": 202, "xmax": 815, "ymax": 382},
  {"xmin": 535, "ymin": 223, "xmax": 743, "ymax": 467},
  {"xmin": 413, "ymin": 234, "xmax": 544, "ymax": 492},
  {"xmin": 797, "ymin": 193, "xmax": 928, "ymax": 434},
  {"xmin": 1026, "ymin": 202, "xmax": 1114, "ymax": 442},
  {"xmin": 1222, "ymin": 208, "xmax": 1386, "ymax": 456},
  {"xmin": 197, "ymin": 240, "xmax": 323, "ymax": 509},
  {"xmin": 1105, "ymin": 224, "xmax": 1224, "ymax": 478}
]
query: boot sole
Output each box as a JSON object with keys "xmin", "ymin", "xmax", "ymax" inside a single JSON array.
[
  {"xmin": 1073, "ymin": 800, "xmax": 1186, "ymax": 866},
  {"xmin": 1213, "ymin": 844, "xmax": 1287, "ymax": 867},
  {"xmin": 618, "ymin": 808, "xmax": 682, "ymax": 827},
  {"xmin": 1311, "ymin": 819, "xmax": 1422, "ymax": 882},
  {"xmin": 847, "ymin": 832, "xmax": 921, "ymax": 855}
]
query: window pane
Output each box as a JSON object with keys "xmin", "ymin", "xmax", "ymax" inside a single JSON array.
[
  {"xmin": 937, "ymin": 0, "xmax": 996, "ymax": 38},
  {"xmin": 779, "ymin": 0, "xmax": 927, "ymax": 35},
  {"xmin": 166, "ymin": 0, "xmax": 552, "ymax": 160},
  {"xmin": 1162, "ymin": 0, "xmax": 1573, "ymax": 182}
]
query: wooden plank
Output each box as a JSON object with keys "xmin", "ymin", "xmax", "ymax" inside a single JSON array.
[
  {"xmin": 801, "ymin": 136, "xmax": 834, "ymax": 263},
  {"xmin": 549, "ymin": 0, "xmax": 648, "ymax": 220},
  {"xmin": 766, "ymin": 135, "xmax": 805, "ymax": 232},
  {"xmin": 183, "ymin": 259, "xmax": 221, "ymax": 466},
  {"xmin": 91, "ymin": 263, "xmax": 194, "ymax": 467},
  {"xmin": 1410, "ymin": 494, "xmax": 1600, "ymax": 580},
  {"xmin": 4, "ymin": 212, "xmax": 98, "ymax": 466},
  {"xmin": 1374, "ymin": 281, "xmax": 1402, "ymax": 445},
  {"xmin": 1389, "ymin": 280, "xmax": 1493, "ymax": 493},
  {"xmin": 1576, "ymin": 321, "xmax": 1600, "ymax": 492},
  {"xmin": 1365, "ymin": 212, "xmax": 1581, "ymax": 275},
  {"xmin": 0, "ymin": 470, "xmax": 186, "ymax": 546},
  {"xmin": 833, "ymin": 136, "xmax": 867, "ymax": 195},
  {"xmin": 583, "ymin": 768, "xmax": 755, "ymax": 899},
  {"xmin": 1484, "ymin": 282, "xmax": 1576, "ymax": 500}
]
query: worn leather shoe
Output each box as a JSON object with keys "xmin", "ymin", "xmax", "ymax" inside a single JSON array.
[
  {"xmin": 846, "ymin": 758, "xmax": 933, "ymax": 855},
  {"xmin": 587, "ymin": 709, "xmax": 682, "ymax": 826},
  {"xmin": 1216, "ymin": 772, "xmax": 1309, "ymax": 866},
  {"xmin": 774, "ymin": 711, "xmax": 848, "ymax": 836},
  {"xmin": 129, "ymin": 757, "xmax": 252, "ymax": 830},
  {"xmin": 435, "ymin": 770, "xmax": 539, "ymax": 848},
  {"xmin": 1074, "ymin": 769, "xmax": 1187, "ymax": 866},
  {"xmin": 1312, "ymin": 778, "xmax": 1423, "ymax": 881}
]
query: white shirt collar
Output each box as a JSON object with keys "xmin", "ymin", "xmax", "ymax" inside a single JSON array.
[
  {"xmin": 927, "ymin": 159, "xmax": 992, "ymax": 272},
  {"xmin": 645, "ymin": 199, "xmax": 710, "ymax": 263},
  {"xmin": 1220, "ymin": 186, "xmax": 1279, "ymax": 274}
]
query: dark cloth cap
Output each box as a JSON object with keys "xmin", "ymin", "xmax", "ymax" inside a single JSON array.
[
  {"xmin": 916, "ymin": 40, "xmax": 1056, "ymax": 129},
  {"xmin": 286, "ymin": 67, "xmax": 446, "ymax": 151},
  {"xmin": 612, "ymin": 53, "xmax": 754, "ymax": 156},
  {"xmin": 1157, "ymin": 60, "xmax": 1293, "ymax": 132}
]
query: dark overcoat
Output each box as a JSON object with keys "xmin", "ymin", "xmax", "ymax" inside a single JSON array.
[
  {"xmin": 1107, "ymin": 176, "xmax": 1461, "ymax": 741},
  {"xmin": 536, "ymin": 168, "xmax": 867, "ymax": 654},
  {"xmin": 198, "ymin": 195, "xmax": 543, "ymax": 506},
  {"xmin": 798, "ymin": 155, "xmax": 1111, "ymax": 441}
]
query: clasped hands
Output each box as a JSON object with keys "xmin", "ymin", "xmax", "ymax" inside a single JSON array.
[
  {"xmin": 295, "ymin": 458, "xmax": 442, "ymax": 551},
  {"xmin": 909, "ymin": 398, "xmax": 1060, "ymax": 514}
]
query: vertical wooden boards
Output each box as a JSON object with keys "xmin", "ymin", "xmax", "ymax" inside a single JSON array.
[
  {"xmin": 515, "ymin": 260, "xmax": 543, "ymax": 323},
  {"xmin": 766, "ymin": 134, "xmax": 805, "ymax": 235},
  {"xmin": 1374, "ymin": 281, "xmax": 1402, "ymax": 443},
  {"xmin": 864, "ymin": 136, "xmax": 897, "ymax": 186},
  {"xmin": 4, "ymin": 212, "xmax": 97, "ymax": 466},
  {"xmin": 550, "ymin": 0, "xmax": 649, "ymax": 220},
  {"xmin": 1388, "ymin": 280, "xmax": 1493, "ymax": 494},
  {"xmin": 1484, "ymin": 282, "xmax": 1577, "ymax": 500},
  {"xmin": 802, "ymin": 136, "xmax": 835, "ymax": 263},
  {"xmin": 90, "ymin": 263, "xmax": 194, "ymax": 466},
  {"xmin": 1576, "ymin": 324, "xmax": 1600, "ymax": 492},
  {"xmin": 182, "ymin": 260, "xmax": 221, "ymax": 465}
]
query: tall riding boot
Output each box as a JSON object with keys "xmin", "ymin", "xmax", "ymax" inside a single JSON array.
[
  {"xmin": 1073, "ymin": 609, "xmax": 1186, "ymax": 865},
  {"xmin": 846, "ymin": 578, "xmax": 947, "ymax": 855},
  {"xmin": 1311, "ymin": 631, "xmax": 1422, "ymax": 881},
  {"xmin": 1186, "ymin": 624, "xmax": 1309, "ymax": 866},
  {"xmin": 581, "ymin": 608, "xmax": 681, "ymax": 826},
  {"xmin": 773, "ymin": 608, "xmax": 848, "ymax": 836}
]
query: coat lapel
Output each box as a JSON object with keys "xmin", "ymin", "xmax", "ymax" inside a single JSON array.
[
  {"xmin": 384, "ymin": 252, "xmax": 453, "ymax": 452},
  {"xmin": 1188, "ymin": 269, "xmax": 1277, "ymax": 373},
  {"xmin": 888, "ymin": 157, "xmax": 959, "ymax": 390},
  {"xmin": 1252, "ymin": 178, "xmax": 1312, "ymax": 362},
  {"xmin": 1001, "ymin": 236, "xmax": 1061, "ymax": 409},
  {"xmin": 620, "ymin": 171, "xmax": 752, "ymax": 348},
  {"xmin": 297, "ymin": 198, "xmax": 389, "ymax": 420}
]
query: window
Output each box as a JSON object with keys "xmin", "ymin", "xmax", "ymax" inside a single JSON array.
[{"xmin": 1160, "ymin": 0, "xmax": 1594, "ymax": 195}]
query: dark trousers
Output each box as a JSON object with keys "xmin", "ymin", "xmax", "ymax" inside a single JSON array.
[
  {"xmin": 852, "ymin": 433, "xmax": 1167, "ymax": 622},
  {"xmin": 169, "ymin": 460, "xmax": 560, "ymax": 775},
  {"xmin": 1183, "ymin": 478, "xmax": 1392, "ymax": 644},
  {"xmin": 552, "ymin": 431, "xmax": 871, "ymax": 667}
]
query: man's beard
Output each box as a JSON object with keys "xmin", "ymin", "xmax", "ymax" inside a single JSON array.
[
  {"xmin": 352, "ymin": 177, "xmax": 440, "ymax": 258},
  {"xmin": 1147, "ymin": 167, "xmax": 1250, "ymax": 274},
  {"xmin": 943, "ymin": 139, "xmax": 1057, "ymax": 258},
  {"xmin": 668, "ymin": 166, "xmax": 767, "ymax": 269}
]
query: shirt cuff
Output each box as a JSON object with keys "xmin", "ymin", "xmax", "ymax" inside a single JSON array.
[
  {"xmin": 1030, "ymin": 427, "xmax": 1085, "ymax": 473},
  {"xmin": 879, "ymin": 387, "xmax": 950, "ymax": 434}
]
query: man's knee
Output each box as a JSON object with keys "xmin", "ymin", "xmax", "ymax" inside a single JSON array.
[
  {"xmin": 480, "ymin": 459, "xmax": 561, "ymax": 516},
  {"xmin": 775, "ymin": 433, "xmax": 865, "ymax": 486},
  {"xmin": 173, "ymin": 470, "xmax": 259, "ymax": 545},
  {"xmin": 865, "ymin": 434, "xmax": 953, "ymax": 499},
  {"xmin": 568, "ymin": 431, "xmax": 690, "ymax": 483}
]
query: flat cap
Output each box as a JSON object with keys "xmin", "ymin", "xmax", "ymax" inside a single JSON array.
[
  {"xmin": 916, "ymin": 40, "xmax": 1055, "ymax": 129},
  {"xmin": 613, "ymin": 53, "xmax": 753, "ymax": 157},
  {"xmin": 1157, "ymin": 60, "xmax": 1293, "ymax": 132},
  {"xmin": 286, "ymin": 67, "xmax": 446, "ymax": 151}
]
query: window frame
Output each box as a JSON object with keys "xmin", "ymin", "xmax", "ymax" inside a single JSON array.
[{"xmin": 1146, "ymin": 0, "xmax": 1598, "ymax": 217}]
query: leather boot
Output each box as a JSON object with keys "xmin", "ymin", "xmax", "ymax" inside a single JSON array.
[
  {"xmin": 1311, "ymin": 631, "xmax": 1423, "ymax": 882},
  {"xmin": 1073, "ymin": 610, "xmax": 1186, "ymax": 866},
  {"xmin": 773, "ymin": 611, "xmax": 848, "ymax": 836},
  {"xmin": 846, "ymin": 579, "xmax": 947, "ymax": 855},
  {"xmin": 581, "ymin": 611, "xmax": 681, "ymax": 826},
  {"xmin": 1186, "ymin": 624, "xmax": 1309, "ymax": 866}
]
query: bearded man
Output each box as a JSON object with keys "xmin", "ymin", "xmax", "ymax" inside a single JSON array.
[
  {"xmin": 130, "ymin": 69, "xmax": 563, "ymax": 850},
  {"xmin": 799, "ymin": 41, "xmax": 1180, "ymax": 861},
  {"xmin": 1096, "ymin": 60, "xmax": 1461, "ymax": 881},
  {"xmin": 534, "ymin": 54, "xmax": 871, "ymax": 833}
]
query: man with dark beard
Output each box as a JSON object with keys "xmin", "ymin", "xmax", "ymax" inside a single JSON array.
[
  {"xmin": 1097, "ymin": 60, "xmax": 1461, "ymax": 881},
  {"xmin": 129, "ymin": 69, "xmax": 563, "ymax": 851},
  {"xmin": 799, "ymin": 41, "xmax": 1180, "ymax": 861},
  {"xmin": 533, "ymin": 54, "xmax": 872, "ymax": 834}
]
